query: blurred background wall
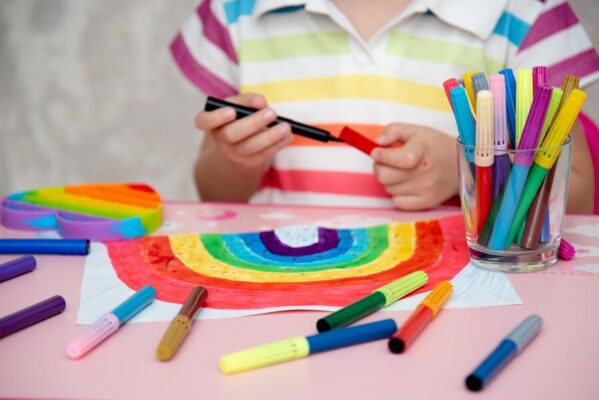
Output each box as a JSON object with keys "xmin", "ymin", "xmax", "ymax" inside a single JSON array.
[{"xmin": 1, "ymin": 0, "xmax": 598, "ymax": 200}]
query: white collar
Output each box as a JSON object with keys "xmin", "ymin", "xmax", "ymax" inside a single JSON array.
[{"xmin": 253, "ymin": 0, "xmax": 508, "ymax": 39}]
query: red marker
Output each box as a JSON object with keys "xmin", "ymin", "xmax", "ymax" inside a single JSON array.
[
  {"xmin": 474, "ymin": 90, "xmax": 494, "ymax": 234},
  {"xmin": 443, "ymin": 78, "xmax": 460, "ymax": 110},
  {"xmin": 339, "ymin": 126, "xmax": 381, "ymax": 155},
  {"xmin": 388, "ymin": 281, "xmax": 452, "ymax": 353}
]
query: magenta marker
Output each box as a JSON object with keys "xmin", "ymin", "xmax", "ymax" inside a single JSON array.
[
  {"xmin": 0, "ymin": 255, "xmax": 36, "ymax": 282},
  {"xmin": 0, "ymin": 295, "xmax": 66, "ymax": 338}
]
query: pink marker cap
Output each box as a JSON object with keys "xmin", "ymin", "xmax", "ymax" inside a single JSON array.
[
  {"xmin": 66, "ymin": 313, "xmax": 120, "ymax": 360},
  {"xmin": 490, "ymin": 74, "xmax": 508, "ymax": 153},
  {"xmin": 533, "ymin": 66, "xmax": 547, "ymax": 95}
]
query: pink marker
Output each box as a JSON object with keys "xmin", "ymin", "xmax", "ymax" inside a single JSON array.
[{"xmin": 67, "ymin": 286, "xmax": 156, "ymax": 359}]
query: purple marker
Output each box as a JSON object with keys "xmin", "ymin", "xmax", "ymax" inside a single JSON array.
[
  {"xmin": 0, "ymin": 255, "xmax": 36, "ymax": 282},
  {"xmin": 490, "ymin": 74, "xmax": 512, "ymax": 200},
  {"xmin": 0, "ymin": 295, "xmax": 66, "ymax": 338}
]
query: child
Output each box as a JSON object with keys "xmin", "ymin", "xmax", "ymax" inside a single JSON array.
[{"xmin": 171, "ymin": 0, "xmax": 598, "ymax": 212}]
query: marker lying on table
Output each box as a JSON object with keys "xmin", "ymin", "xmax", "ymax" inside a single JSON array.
[
  {"xmin": 67, "ymin": 285, "xmax": 156, "ymax": 359},
  {"xmin": 316, "ymin": 270, "xmax": 427, "ymax": 332},
  {"xmin": 465, "ymin": 314, "xmax": 542, "ymax": 391},
  {"xmin": 488, "ymin": 85, "xmax": 552, "ymax": 250},
  {"xmin": 0, "ymin": 239, "xmax": 90, "ymax": 255},
  {"xmin": 504, "ymin": 89, "xmax": 586, "ymax": 247},
  {"xmin": 0, "ymin": 295, "xmax": 66, "ymax": 338},
  {"xmin": 204, "ymin": 96, "xmax": 343, "ymax": 143},
  {"xmin": 156, "ymin": 286, "xmax": 207, "ymax": 361},
  {"xmin": 220, "ymin": 318, "xmax": 397, "ymax": 374},
  {"xmin": 388, "ymin": 281, "xmax": 452, "ymax": 354},
  {"xmin": 0, "ymin": 255, "xmax": 36, "ymax": 283}
]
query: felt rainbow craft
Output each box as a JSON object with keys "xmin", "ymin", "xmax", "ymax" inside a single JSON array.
[{"xmin": 1, "ymin": 183, "xmax": 162, "ymax": 241}]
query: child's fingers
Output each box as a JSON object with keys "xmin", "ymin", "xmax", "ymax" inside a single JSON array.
[
  {"xmin": 235, "ymin": 123, "xmax": 292, "ymax": 156},
  {"xmin": 371, "ymin": 143, "xmax": 424, "ymax": 169},
  {"xmin": 226, "ymin": 93, "xmax": 268, "ymax": 109},
  {"xmin": 217, "ymin": 108, "xmax": 278, "ymax": 144},
  {"xmin": 376, "ymin": 123, "xmax": 420, "ymax": 146},
  {"xmin": 195, "ymin": 107, "xmax": 237, "ymax": 131},
  {"xmin": 391, "ymin": 194, "xmax": 433, "ymax": 211},
  {"xmin": 373, "ymin": 163, "xmax": 411, "ymax": 186},
  {"xmin": 254, "ymin": 131, "xmax": 294, "ymax": 160}
]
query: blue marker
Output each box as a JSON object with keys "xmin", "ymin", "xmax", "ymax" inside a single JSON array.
[
  {"xmin": 450, "ymin": 87, "xmax": 476, "ymax": 165},
  {"xmin": 500, "ymin": 69, "xmax": 517, "ymax": 149},
  {"xmin": 466, "ymin": 315, "xmax": 542, "ymax": 391},
  {"xmin": 488, "ymin": 85, "xmax": 552, "ymax": 250},
  {"xmin": 0, "ymin": 239, "xmax": 90, "ymax": 255},
  {"xmin": 220, "ymin": 319, "xmax": 398, "ymax": 374},
  {"xmin": 67, "ymin": 285, "xmax": 156, "ymax": 359}
]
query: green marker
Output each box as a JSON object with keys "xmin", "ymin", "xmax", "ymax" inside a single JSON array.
[
  {"xmin": 316, "ymin": 270, "xmax": 428, "ymax": 332},
  {"xmin": 504, "ymin": 89, "xmax": 586, "ymax": 247}
]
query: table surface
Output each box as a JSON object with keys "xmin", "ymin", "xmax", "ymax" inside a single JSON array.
[{"xmin": 1, "ymin": 202, "xmax": 598, "ymax": 400}]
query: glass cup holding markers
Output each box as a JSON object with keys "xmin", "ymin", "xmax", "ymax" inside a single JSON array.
[{"xmin": 450, "ymin": 70, "xmax": 585, "ymax": 272}]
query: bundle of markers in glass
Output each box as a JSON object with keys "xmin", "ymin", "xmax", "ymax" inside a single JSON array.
[{"xmin": 443, "ymin": 67, "xmax": 586, "ymax": 251}]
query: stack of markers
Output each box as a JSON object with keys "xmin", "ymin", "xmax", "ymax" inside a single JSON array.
[{"xmin": 444, "ymin": 68, "xmax": 586, "ymax": 251}]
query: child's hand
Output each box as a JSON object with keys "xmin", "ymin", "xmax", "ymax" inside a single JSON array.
[
  {"xmin": 371, "ymin": 123, "xmax": 459, "ymax": 210},
  {"xmin": 195, "ymin": 93, "xmax": 292, "ymax": 169}
]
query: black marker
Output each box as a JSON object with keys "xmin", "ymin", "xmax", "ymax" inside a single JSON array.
[{"xmin": 205, "ymin": 96, "xmax": 344, "ymax": 143}]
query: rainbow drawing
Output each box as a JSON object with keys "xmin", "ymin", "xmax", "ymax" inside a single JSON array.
[
  {"xmin": 1, "ymin": 183, "xmax": 162, "ymax": 241},
  {"xmin": 104, "ymin": 215, "xmax": 469, "ymax": 309}
]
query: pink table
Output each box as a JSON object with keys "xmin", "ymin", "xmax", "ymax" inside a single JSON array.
[{"xmin": 1, "ymin": 202, "xmax": 598, "ymax": 400}]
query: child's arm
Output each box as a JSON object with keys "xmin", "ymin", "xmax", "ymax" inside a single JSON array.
[
  {"xmin": 567, "ymin": 119, "xmax": 595, "ymax": 213},
  {"xmin": 194, "ymin": 93, "xmax": 292, "ymax": 202},
  {"xmin": 371, "ymin": 124, "xmax": 459, "ymax": 210}
]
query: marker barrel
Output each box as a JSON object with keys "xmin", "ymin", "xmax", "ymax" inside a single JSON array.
[
  {"xmin": 0, "ymin": 255, "xmax": 36, "ymax": 282},
  {"xmin": 0, "ymin": 239, "xmax": 90, "ymax": 255},
  {"xmin": 388, "ymin": 306, "xmax": 432, "ymax": 354},
  {"xmin": 0, "ymin": 295, "xmax": 66, "ymax": 338}
]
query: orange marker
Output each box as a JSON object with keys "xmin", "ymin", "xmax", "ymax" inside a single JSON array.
[{"xmin": 388, "ymin": 281, "xmax": 453, "ymax": 353}]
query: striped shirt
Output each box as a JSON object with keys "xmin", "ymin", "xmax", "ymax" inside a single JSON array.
[{"xmin": 171, "ymin": 0, "xmax": 599, "ymax": 208}]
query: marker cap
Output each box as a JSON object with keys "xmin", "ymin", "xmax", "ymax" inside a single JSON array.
[
  {"xmin": 535, "ymin": 89, "xmax": 586, "ymax": 169},
  {"xmin": 66, "ymin": 313, "xmax": 120, "ymax": 359},
  {"xmin": 220, "ymin": 337, "xmax": 309, "ymax": 374},
  {"xmin": 156, "ymin": 315, "xmax": 191, "ymax": 362},
  {"xmin": 420, "ymin": 281, "xmax": 453, "ymax": 317},
  {"xmin": 499, "ymin": 69, "xmax": 517, "ymax": 148},
  {"xmin": 506, "ymin": 314, "xmax": 543, "ymax": 352},
  {"xmin": 514, "ymin": 85, "xmax": 552, "ymax": 166},
  {"xmin": 532, "ymin": 66, "xmax": 547, "ymax": 93},
  {"xmin": 490, "ymin": 74, "xmax": 508, "ymax": 153},
  {"xmin": 443, "ymin": 78, "xmax": 460, "ymax": 109},
  {"xmin": 472, "ymin": 72, "xmax": 489, "ymax": 95},
  {"xmin": 450, "ymin": 87, "xmax": 476, "ymax": 156},
  {"xmin": 377, "ymin": 270, "xmax": 428, "ymax": 306},
  {"xmin": 516, "ymin": 69, "xmax": 533, "ymax": 147},
  {"xmin": 475, "ymin": 90, "xmax": 495, "ymax": 166},
  {"xmin": 179, "ymin": 286, "xmax": 207, "ymax": 318},
  {"xmin": 539, "ymin": 88, "xmax": 563, "ymax": 143}
]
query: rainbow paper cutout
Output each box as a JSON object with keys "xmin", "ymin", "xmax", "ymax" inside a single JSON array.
[
  {"xmin": 105, "ymin": 215, "xmax": 469, "ymax": 309},
  {"xmin": 1, "ymin": 183, "xmax": 162, "ymax": 241}
]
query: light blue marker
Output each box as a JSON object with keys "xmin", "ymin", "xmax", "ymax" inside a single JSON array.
[{"xmin": 450, "ymin": 86, "xmax": 476, "ymax": 164}]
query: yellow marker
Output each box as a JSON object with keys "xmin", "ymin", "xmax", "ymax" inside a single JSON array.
[
  {"xmin": 515, "ymin": 69, "xmax": 533, "ymax": 148},
  {"xmin": 220, "ymin": 318, "xmax": 399, "ymax": 374},
  {"xmin": 463, "ymin": 70, "xmax": 477, "ymax": 112},
  {"xmin": 156, "ymin": 286, "xmax": 207, "ymax": 361}
]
